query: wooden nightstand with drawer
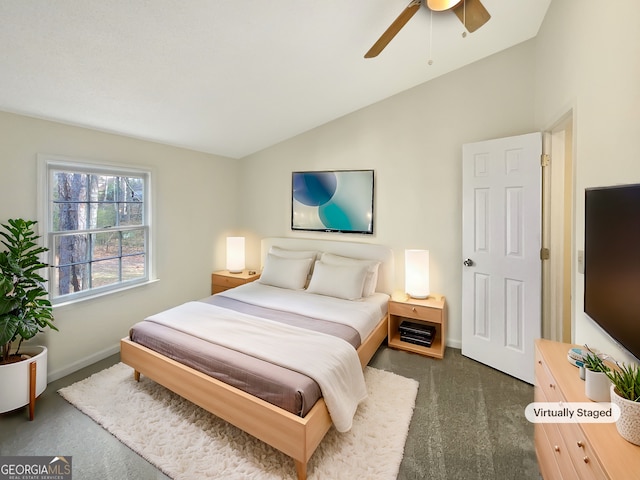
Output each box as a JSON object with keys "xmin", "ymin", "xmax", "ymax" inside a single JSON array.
[
  {"xmin": 388, "ymin": 293, "xmax": 447, "ymax": 359},
  {"xmin": 211, "ymin": 270, "xmax": 260, "ymax": 294}
]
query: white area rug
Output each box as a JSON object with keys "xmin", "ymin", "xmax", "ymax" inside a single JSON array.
[{"xmin": 59, "ymin": 363, "xmax": 418, "ymax": 479}]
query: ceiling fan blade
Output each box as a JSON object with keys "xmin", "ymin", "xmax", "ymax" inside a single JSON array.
[
  {"xmin": 452, "ymin": 0, "xmax": 490, "ymax": 33},
  {"xmin": 364, "ymin": 0, "xmax": 421, "ymax": 58}
]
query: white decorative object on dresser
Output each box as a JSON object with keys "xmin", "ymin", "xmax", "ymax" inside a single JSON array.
[{"xmin": 534, "ymin": 339, "xmax": 640, "ymax": 479}]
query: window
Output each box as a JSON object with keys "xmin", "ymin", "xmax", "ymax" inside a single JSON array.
[{"xmin": 39, "ymin": 156, "xmax": 152, "ymax": 304}]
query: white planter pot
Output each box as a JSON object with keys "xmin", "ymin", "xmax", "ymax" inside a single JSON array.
[
  {"xmin": 0, "ymin": 345, "xmax": 48, "ymax": 414},
  {"xmin": 610, "ymin": 384, "xmax": 640, "ymax": 446},
  {"xmin": 585, "ymin": 368, "xmax": 611, "ymax": 402}
]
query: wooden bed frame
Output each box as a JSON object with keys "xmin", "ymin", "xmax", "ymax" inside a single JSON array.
[{"xmin": 120, "ymin": 238, "xmax": 395, "ymax": 480}]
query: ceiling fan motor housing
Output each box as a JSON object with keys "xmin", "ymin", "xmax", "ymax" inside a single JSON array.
[{"xmin": 426, "ymin": 0, "xmax": 464, "ymax": 12}]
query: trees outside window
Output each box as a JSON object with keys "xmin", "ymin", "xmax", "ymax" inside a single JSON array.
[{"xmin": 40, "ymin": 157, "xmax": 151, "ymax": 304}]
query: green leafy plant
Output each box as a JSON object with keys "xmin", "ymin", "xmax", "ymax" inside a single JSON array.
[
  {"xmin": 0, "ymin": 219, "xmax": 56, "ymax": 364},
  {"xmin": 583, "ymin": 352, "xmax": 610, "ymax": 373},
  {"xmin": 606, "ymin": 362, "xmax": 640, "ymax": 402}
]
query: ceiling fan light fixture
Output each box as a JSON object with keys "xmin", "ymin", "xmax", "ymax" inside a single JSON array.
[
  {"xmin": 426, "ymin": 0, "xmax": 464, "ymax": 12},
  {"xmin": 364, "ymin": 0, "xmax": 489, "ymax": 58}
]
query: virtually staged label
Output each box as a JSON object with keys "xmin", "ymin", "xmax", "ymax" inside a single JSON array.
[{"xmin": 525, "ymin": 402, "xmax": 620, "ymax": 423}]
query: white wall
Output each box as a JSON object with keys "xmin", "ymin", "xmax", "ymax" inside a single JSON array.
[
  {"xmin": 238, "ymin": 40, "xmax": 538, "ymax": 348},
  {"xmin": 534, "ymin": 0, "xmax": 640, "ymax": 364},
  {"xmin": 0, "ymin": 111, "xmax": 240, "ymax": 380}
]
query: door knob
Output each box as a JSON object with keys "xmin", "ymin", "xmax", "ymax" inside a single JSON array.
[{"xmin": 463, "ymin": 258, "xmax": 474, "ymax": 267}]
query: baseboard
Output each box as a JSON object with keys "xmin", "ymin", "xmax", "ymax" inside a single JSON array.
[{"xmin": 48, "ymin": 343, "xmax": 120, "ymax": 383}]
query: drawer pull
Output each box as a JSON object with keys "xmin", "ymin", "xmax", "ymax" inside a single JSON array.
[
  {"xmin": 549, "ymin": 383, "xmax": 555, "ymax": 389},
  {"xmin": 576, "ymin": 440, "xmax": 584, "ymax": 448},
  {"xmin": 583, "ymin": 456, "xmax": 589, "ymax": 464},
  {"xmin": 411, "ymin": 307, "xmax": 417, "ymax": 312},
  {"xmin": 554, "ymin": 445, "xmax": 560, "ymax": 452}
]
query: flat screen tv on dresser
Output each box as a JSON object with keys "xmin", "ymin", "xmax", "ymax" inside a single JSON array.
[{"xmin": 584, "ymin": 183, "xmax": 640, "ymax": 361}]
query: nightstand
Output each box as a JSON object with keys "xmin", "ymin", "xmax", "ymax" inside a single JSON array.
[
  {"xmin": 388, "ymin": 293, "xmax": 447, "ymax": 359},
  {"xmin": 211, "ymin": 270, "xmax": 260, "ymax": 294}
]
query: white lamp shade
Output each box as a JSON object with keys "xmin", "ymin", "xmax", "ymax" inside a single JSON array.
[
  {"xmin": 226, "ymin": 237, "xmax": 245, "ymax": 273},
  {"xmin": 405, "ymin": 249, "xmax": 430, "ymax": 299}
]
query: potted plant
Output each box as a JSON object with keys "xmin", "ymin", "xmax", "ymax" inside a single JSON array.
[
  {"xmin": 0, "ymin": 218, "xmax": 57, "ymax": 419},
  {"xmin": 606, "ymin": 362, "xmax": 640, "ymax": 446},
  {"xmin": 583, "ymin": 352, "xmax": 611, "ymax": 402}
]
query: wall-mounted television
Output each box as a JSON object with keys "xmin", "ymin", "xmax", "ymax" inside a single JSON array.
[
  {"xmin": 291, "ymin": 170, "xmax": 374, "ymax": 234},
  {"xmin": 584, "ymin": 183, "xmax": 640, "ymax": 361}
]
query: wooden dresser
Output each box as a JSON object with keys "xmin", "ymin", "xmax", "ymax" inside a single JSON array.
[{"xmin": 535, "ymin": 339, "xmax": 640, "ymax": 479}]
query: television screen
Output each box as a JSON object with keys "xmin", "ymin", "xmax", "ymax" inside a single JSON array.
[
  {"xmin": 584, "ymin": 184, "xmax": 640, "ymax": 361},
  {"xmin": 291, "ymin": 170, "xmax": 374, "ymax": 234}
]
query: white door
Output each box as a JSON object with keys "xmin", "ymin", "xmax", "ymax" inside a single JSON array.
[{"xmin": 461, "ymin": 132, "xmax": 542, "ymax": 384}]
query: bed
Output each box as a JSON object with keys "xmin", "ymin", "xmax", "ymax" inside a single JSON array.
[{"xmin": 120, "ymin": 237, "xmax": 394, "ymax": 480}]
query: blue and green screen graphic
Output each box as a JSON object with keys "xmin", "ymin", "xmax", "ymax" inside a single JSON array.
[{"xmin": 292, "ymin": 170, "xmax": 374, "ymax": 234}]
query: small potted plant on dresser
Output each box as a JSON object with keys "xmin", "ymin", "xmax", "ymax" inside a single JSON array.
[
  {"xmin": 583, "ymin": 352, "xmax": 612, "ymax": 402},
  {"xmin": 606, "ymin": 362, "xmax": 640, "ymax": 446},
  {"xmin": 0, "ymin": 219, "xmax": 56, "ymax": 420}
]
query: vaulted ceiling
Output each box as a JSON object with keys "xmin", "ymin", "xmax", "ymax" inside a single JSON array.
[{"xmin": 0, "ymin": 1, "xmax": 551, "ymax": 158}]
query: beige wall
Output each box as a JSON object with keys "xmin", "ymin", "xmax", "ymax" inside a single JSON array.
[
  {"xmin": 4, "ymin": 0, "xmax": 640, "ymax": 380},
  {"xmin": 535, "ymin": 0, "xmax": 640, "ymax": 364},
  {"xmin": 238, "ymin": 0, "xmax": 640, "ymax": 362},
  {"xmin": 0, "ymin": 111, "xmax": 240, "ymax": 379},
  {"xmin": 239, "ymin": 40, "xmax": 538, "ymax": 349}
]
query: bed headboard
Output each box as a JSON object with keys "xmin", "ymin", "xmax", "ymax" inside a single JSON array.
[{"xmin": 261, "ymin": 237, "xmax": 395, "ymax": 295}]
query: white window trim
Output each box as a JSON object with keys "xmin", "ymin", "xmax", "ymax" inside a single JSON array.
[{"xmin": 37, "ymin": 154, "xmax": 157, "ymax": 305}]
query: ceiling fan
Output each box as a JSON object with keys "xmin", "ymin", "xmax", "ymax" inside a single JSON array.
[{"xmin": 364, "ymin": 0, "xmax": 491, "ymax": 58}]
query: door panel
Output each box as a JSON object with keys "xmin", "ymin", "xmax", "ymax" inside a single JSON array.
[{"xmin": 462, "ymin": 132, "xmax": 542, "ymax": 384}]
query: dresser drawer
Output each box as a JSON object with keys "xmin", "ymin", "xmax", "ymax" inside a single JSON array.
[
  {"xmin": 536, "ymin": 422, "xmax": 565, "ymax": 480},
  {"xmin": 534, "ymin": 384, "xmax": 572, "ymax": 480},
  {"xmin": 388, "ymin": 301, "xmax": 442, "ymax": 323},
  {"xmin": 537, "ymin": 422, "xmax": 580, "ymax": 480},
  {"xmin": 535, "ymin": 349, "xmax": 563, "ymax": 403},
  {"xmin": 557, "ymin": 422, "xmax": 607, "ymax": 480}
]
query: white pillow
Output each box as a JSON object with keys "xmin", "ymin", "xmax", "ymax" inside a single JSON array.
[
  {"xmin": 320, "ymin": 252, "xmax": 381, "ymax": 297},
  {"xmin": 269, "ymin": 246, "xmax": 319, "ymax": 286},
  {"xmin": 269, "ymin": 246, "xmax": 319, "ymax": 261},
  {"xmin": 306, "ymin": 261, "xmax": 369, "ymax": 300},
  {"xmin": 259, "ymin": 254, "xmax": 314, "ymax": 290}
]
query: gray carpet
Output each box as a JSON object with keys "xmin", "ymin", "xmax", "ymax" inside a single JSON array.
[
  {"xmin": 0, "ymin": 345, "xmax": 540, "ymax": 479},
  {"xmin": 369, "ymin": 347, "xmax": 540, "ymax": 479}
]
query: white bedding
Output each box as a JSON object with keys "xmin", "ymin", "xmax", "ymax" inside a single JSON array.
[
  {"xmin": 145, "ymin": 301, "xmax": 367, "ymax": 432},
  {"xmin": 218, "ymin": 282, "xmax": 389, "ymax": 341}
]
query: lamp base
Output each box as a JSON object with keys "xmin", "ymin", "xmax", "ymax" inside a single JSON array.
[
  {"xmin": 227, "ymin": 269, "xmax": 244, "ymax": 274},
  {"xmin": 406, "ymin": 292, "xmax": 429, "ymax": 300}
]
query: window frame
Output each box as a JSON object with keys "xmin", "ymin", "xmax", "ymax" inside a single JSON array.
[{"xmin": 38, "ymin": 155, "xmax": 155, "ymax": 305}]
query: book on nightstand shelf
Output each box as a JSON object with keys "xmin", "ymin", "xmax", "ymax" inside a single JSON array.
[
  {"xmin": 399, "ymin": 321, "xmax": 435, "ymax": 337},
  {"xmin": 399, "ymin": 321, "xmax": 435, "ymax": 347},
  {"xmin": 400, "ymin": 333, "xmax": 433, "ymax": 348}
]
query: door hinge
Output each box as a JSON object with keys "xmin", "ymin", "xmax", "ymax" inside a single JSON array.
[
  {"xmin": 540, "ymin": 247, "xmax": 550, "ymax": 260},
  {"xmin": 541, "ymin": 154, "xmax": 550, "ymax": 167}
]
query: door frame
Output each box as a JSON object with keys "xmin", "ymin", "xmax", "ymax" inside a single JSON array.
[{"xmin": 542, "ymin": 111, "xmax": 575, "ymax": 343}]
